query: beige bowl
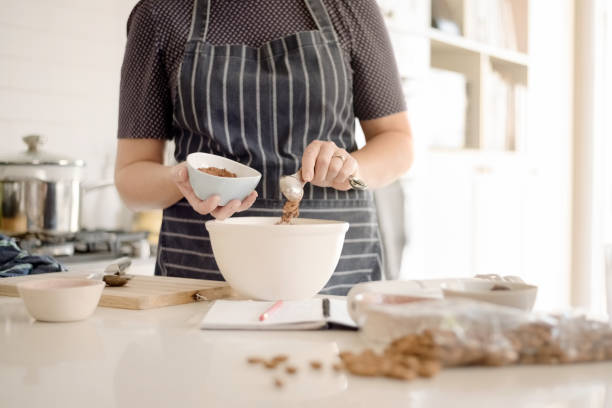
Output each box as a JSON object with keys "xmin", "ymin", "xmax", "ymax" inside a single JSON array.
[
  {"xmin": 18, "ymin": 278, "xmax": 105, "ymax": 322},
  {"xmin": 206, "ymin": 217, "xmax": 349, "ymax": 300},
  {"xmin": 441, "ymin": 279, "xmax": 538, "ymax": 311}
]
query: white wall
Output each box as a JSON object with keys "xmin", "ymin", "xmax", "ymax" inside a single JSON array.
[
  {"xmin": 0, "ymin": 0, "xmax": 139, "ymax": 230},
  {"xmin": 523, "ymin": 0, "xmax": 575, "ymax": 310},
  {"xmin": 572, "ymin": 0, "xmax": 612, "ymax": 316}
]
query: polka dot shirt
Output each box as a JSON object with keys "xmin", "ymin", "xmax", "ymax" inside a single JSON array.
[{"xmin": 118, "ymin": 0, "xmax": 406, "ymax": 140}]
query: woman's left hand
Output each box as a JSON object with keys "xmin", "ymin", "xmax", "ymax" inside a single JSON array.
[{"xmin": 301, "ymin": 140, "xmax": 359, "ymax": 191}]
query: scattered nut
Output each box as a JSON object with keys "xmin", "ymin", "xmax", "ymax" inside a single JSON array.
[
  {"xmin": 339, "ymin": 335, "xmax": 445, "ymax": 381},
  {"xmin": 339, "ymin": 351, "xmax": 356, "ymax": 364},
  {"xmin": 249, "ymin": 316, "xmax": 612, "ymax": 386},
  {"xmin": 264, "ymin": 361, "xmax": 279, "ymax": 369},
  {"xmin": 339, "ymin": 351, "xmax": 354, "ymax": 360},
  {"xmin": 344, "ymin": 361, "xmax": 380, "ymax": 377},
  {"xmin": 247, "ymin": 357, "xmax": 263, "ymax": 364},
  {"xmin": 385, "ymin": 366, "xmax": 416, "ymax": 380},
  {"xmin": 310, "ymin": 361, "xmax": 322, "ymax": 370},
  {"xmin": 417, "ymin": 360, "xmax": 441, "ymax": 378},
  {"xmin": 272, "ymin": 355, "xmax": 288, "ymax": 363}
]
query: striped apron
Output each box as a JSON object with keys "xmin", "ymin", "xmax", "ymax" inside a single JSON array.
[{"xmin": 157, "ymin": 0, "xmax": 384, "ymax": 295}]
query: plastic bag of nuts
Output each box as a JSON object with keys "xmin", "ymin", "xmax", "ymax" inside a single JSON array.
[{"xmin": 357, "ymin": 299, "xmax": 612, "ymax": 367}]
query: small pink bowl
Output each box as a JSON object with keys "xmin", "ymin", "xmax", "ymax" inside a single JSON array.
[{"xmin": 18, "ymin": 279, "xmax": 105, "ymax": 322}]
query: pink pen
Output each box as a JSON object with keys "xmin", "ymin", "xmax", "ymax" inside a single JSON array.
[{"xmin": 259, "ymin": 300, "xmax": 283, "ymax": 322}]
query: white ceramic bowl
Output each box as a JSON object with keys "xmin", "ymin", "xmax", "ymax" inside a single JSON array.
[
  {"xmin": 205, "ymin": 217, "xmax": 349, "ymax": 300},
  {"xmin": 18, "ymin": 278, "xmax": 105, "ymax": 322},
  {"xmin": 440, "ymin": 279, "xmax": 538, "ymax": 311},
  {"xmin": 187, "ymin": 152, "xmax": 261, "ymax": 206}
]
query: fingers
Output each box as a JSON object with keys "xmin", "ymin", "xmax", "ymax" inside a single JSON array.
[
  {"xmin": 301, "ymin": 141, "xmax": 360, "ymax": 189},
  {"xmin": 198, "ymin": 195, "xmax": 223, "ymax": 214},
  {"xmin": 172, "ymin": 162, "xmax": 259, "ymax": 220},
  {"xmin": 171, "ymin": 162, "xmax": 190, "ymax": 184},
  {"xmin": 212, "ymin": 190, "xmax": 258, "ymax": 220},
  {"xmin": 302, "ymin": 140, "xmax": 345, "ymax": 187},
  {"xmin": 332, "ymin": 155, "xmax": 359, "ymax": 191},
  {"xmin": 325, "ymin": 149, "xmax": 348, "ymax": 186},
  {"xmin": 172, "ymin": 164, "xmax": 221, "ymax": 215},
  {"xmin": 211, "ymin": 200, "xmax": 241, "ymax": 220},
  {"xmin": 237, "ymin": 191, "xmax": 258, "ymax": 212},
  {"xmin": 312, "ymin": 142, "xmax": 337, "ymax": 186},
  {"xmin": 301, "ymin": 141, "xmax": 323, "ymax": 182}
]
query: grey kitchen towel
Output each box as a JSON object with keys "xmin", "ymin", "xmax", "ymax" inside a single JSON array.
[{"xmin": 0, "ymin": 234, "xmax": 65, "ymax": 278}]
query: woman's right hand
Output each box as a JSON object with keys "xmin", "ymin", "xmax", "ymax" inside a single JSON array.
[
  {"xmin": 301, "ymin": 140, "xmax": 360, "ymax": 191},
  {"xmin": 171, "ymin": 162, "xmax": 258, "ymax": 220}
]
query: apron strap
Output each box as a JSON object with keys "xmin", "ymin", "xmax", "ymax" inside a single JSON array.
[
  {"xmin": 304, "ymin": 0, "xmax": 339, "ymax": 42},
  {"xmin": 187, "ymin": 0, "xmax": 212, "ymax": 42}
]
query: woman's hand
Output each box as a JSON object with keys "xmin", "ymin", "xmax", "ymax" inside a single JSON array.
[
  {"xmin": 171, "ymin": 162, "xmax": 258, "ymax": 220},
  {"xmin": 301, "ymin": 140, "xmax": 359, "ymax": 191}
]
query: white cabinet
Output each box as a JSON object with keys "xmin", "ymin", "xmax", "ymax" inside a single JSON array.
[
  {"xmin": 378, "ymin": 0, "xmax": 430, "ymax": 79},
  {"xmin": 418, "ymin": 154, "xmax": 474, "ymax": 278},
  {"xmin": 377, "ymin": 0, "xmax": 430, "ymax": 34},
  {"xmin": 404, "ymin": 152, "xmax": 526, "ymax": 280},
  {"xmin": 471, "ymin": 162, "xmax": 524, "ymax": 277},
  {"xmin": 389, "ymin": 33, "xmax": 430, "ymax": 79},
  {"xmin": 375, "ymin": 0, "xmax": 574, "ymax": 312},
  {"xmin": 373, "ymin": 0, "xmax": 538, "ymax": 282}
]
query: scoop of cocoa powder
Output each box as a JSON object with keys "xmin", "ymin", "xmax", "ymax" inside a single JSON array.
[
  {"xmin": 198, "ymin": 167, "xmax": 237, "ymax": 178},
  {"xmin": 279, "ymin": 200, "xmax": 300, "ymax": 224}
]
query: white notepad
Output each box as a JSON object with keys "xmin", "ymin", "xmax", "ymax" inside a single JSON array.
[{"xmin": 200, "ymin": 298, "xmax": 356, "ymax": 330}]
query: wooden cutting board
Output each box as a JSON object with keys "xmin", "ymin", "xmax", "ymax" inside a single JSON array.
[{"xmin": 0, "ymin": 273, "xmax": 233, "ymax": 310}]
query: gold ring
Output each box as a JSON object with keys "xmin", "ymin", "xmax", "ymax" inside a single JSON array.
[{"xmin": 332, "ymin": 154, "xmax": 346, "ymax": 162}]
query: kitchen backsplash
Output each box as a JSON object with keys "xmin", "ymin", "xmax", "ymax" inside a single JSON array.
[{"xmin": 1, "ymin": 0, "xmax": 139, "ymax": 230}]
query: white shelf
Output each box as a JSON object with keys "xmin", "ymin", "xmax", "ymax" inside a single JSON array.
[
  {"xmin": 427, "ymin": 148, "xmax": 525, "ymax": 164},
  {"xmin": 428, "ymin": 28, "xmax": 529, "ymax": 69}
]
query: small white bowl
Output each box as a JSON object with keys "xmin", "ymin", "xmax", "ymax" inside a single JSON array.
[
  {"xmin": 187, "ymin": 152, "xmax": 261, "ymax": 206},
  {"xmin": 206, "ymin": 217, "xmax": 349, "ymax": 300},
  {"xmin": 18, "ymin": 279, "xmax": 105, "ymax": 322},
  {"xmin": 440, "ymin": 279, "xmax": 538, "ymax": 311}
]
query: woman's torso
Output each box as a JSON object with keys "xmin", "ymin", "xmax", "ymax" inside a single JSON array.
[
  {"xmin": 158, "ymin": 0, "xmax": 383, "ymax": 294},
  {"xmin": 120, "ymin": 0, "xmax": 403, "ymax": 294}
]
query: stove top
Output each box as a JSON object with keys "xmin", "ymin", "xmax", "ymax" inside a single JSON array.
[{"xmin": 15, "ymin": 230, "xmax": 151, "ymax": 263}]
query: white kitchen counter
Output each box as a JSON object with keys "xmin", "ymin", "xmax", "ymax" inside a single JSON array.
[{"xmin": 1, "ymin": 296, "xmax": 611, "ymax": 408}]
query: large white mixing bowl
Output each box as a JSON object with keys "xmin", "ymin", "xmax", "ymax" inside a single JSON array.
[{"xmin": 205, "ymin": 217, "xmax": 349, "ymax": 300}]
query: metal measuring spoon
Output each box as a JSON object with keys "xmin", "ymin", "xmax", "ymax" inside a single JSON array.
[
  {"xmin": 102, "ymin": 257, "xmax": 133, "ymax": 287},
  {"xmin": 103, "ymin": 274, "xmax": 133, "ymax": 287},
  {"xmin": 279, "ymin": 170, "xmax": 368, "ymax": 201}
]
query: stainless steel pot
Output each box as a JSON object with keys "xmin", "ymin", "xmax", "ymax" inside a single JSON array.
[{"xmin": 0, "ymin": 135, "xmax": 85, "ymax": 235}]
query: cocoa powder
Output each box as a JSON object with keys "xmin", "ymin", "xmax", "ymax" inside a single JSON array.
[
  {"xmin": 279, "ymin": 199, "xmax": 300, "ymax": 224},
  {"xmin": 198, "ymin": 167, "xmax": 237, "ymax": 178}
]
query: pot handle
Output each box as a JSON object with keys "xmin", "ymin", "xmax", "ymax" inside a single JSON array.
[
  {"xmin": 23, "ymin": 134, "xmax": 45, "ymax": 153},
  {"xmin": 82, "ymin": 179, "xmax": 115, "ymax": 192}
]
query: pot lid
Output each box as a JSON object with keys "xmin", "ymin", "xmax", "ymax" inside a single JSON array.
[{"xmin": 0, "ymin": 135, "xmax": 85, "ymax": 166}]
